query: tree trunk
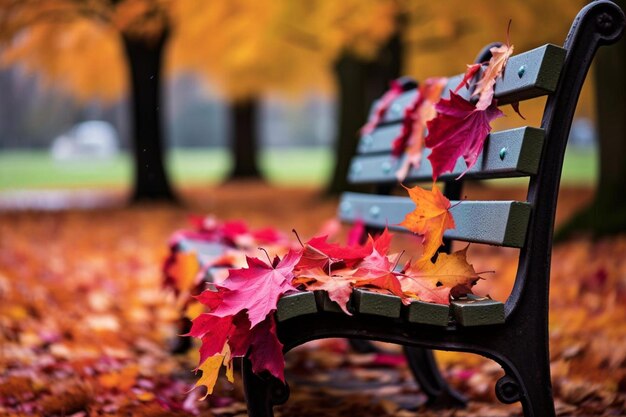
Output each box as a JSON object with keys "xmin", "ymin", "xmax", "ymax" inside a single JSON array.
[
  {"xmin": 556, "ymin": 2, "xmax": 626, "ymax": 239},
  {"xmin": 122, "ymin": 30, "xmax": 176, "ymax": 202},
  {"xmin": 228, "ymin": 98, "xmax": 262, "ymax": 180},
  {"xmin": 325, "ymin": 30, "xmax": 403, "ymax": 195}
]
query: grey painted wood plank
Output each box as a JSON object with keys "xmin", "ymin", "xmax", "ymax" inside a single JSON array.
[
  {"xmin": 357, "ymin": 124, "xmax": 403, "ymax": 154},
  {"xmin": 451, "ymin": 295, "xmax": 505, "ymax": 326},
  {"xmin": 338, "ymin": 193, "xmax": 531, "ymax": 248},
  {"xmin": 315, "ymin": 290, "xmax": 347, "ymax": 313},
  {"xmin": 352, "ymin": 289, "xmax": 402, "ymax": 318},
  {"xmin": 406, "ymin": 301, "xmax": 451, "ymax": 326},
  {"xmin": 350, "ymin": 127, "xmax": 545, "ymax": 182},
  {"xmin": 177, "ymin": 239, "xmax": 228, "ymax": 267},
  {"xmin": 371, "ymin": 44, "xmax": 566, "ymax": 125},
  {"xmin": 276, "ymin": 292, "xmax": 318, "ymax": 322}
]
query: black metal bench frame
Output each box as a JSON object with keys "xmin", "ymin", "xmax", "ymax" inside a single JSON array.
[{"xmin": 242, "ymin": 3, "xmax": 625, "ymax": 416}]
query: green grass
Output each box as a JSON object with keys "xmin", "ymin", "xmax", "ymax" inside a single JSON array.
[
  {"xmin": 560, "ymin": 148, "xmax": 597, "ymax": 185},
  {"xmin": 0, "ymin": 148, "xmax": 334, "ymax": 190},
  {"xmin": 0, "ymin": 146, "xmax": 594, "ymax": 191}
]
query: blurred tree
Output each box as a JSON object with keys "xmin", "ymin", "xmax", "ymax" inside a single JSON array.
[
  {"xmin": 558, "ymin": 0, "xmax": 626, "ymax": 238},
  {"xmin": 171, "ymin": 0, "xmax": 401, "ymax": 181},
  {"xmin": 326, "ymin": 30, "xmax": 403, "ymax": 194},
  {"xmin": 0, "ymin": 0, "xmax": 175, "ymax": 202},
  {"xmin": 0, "ymin": 0, "xmax": 400, "ymax": 185},
  {"xmin": 1, "ymin": 0, "xmax": 593, "ymax": 196}
]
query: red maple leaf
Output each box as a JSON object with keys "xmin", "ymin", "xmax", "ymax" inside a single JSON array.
[
  {"xmin": 248, "ymin": 316, "xmax": 286, "ymax": 381},
  {"xmin": 425, "ymin": 92, "xmax": 503, "ymax": 180},
  {"xmin": 353, "ymin": 249, "xmax": 404, "ymax": 298},
  {"xmin": 360, "ymin": 79, "xmax": 404, "ymax": 135}
]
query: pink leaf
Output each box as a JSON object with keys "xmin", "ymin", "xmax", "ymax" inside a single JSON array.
[
  {"xmin": 210, "ymin": 250, "xmax": 301, "ymax": 328},
  {"xmin": 360, "ymin": 80, "xmax": 404, "ymax": 135}
]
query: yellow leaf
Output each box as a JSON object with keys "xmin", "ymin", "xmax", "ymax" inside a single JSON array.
[
  {"xmin": 410, "ymin": 246, "xmax": 480, "ymax": 288},
  {"xmin": 184, "ymin": 300, "xmax": 206, "ymax": 321},
  {"xmin": 194, "ymin": 344, "xmax": 232, "ymax": 399}
]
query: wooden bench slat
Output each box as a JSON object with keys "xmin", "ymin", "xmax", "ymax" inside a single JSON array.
[
  {"xmin": 339, "ymin": 193, "xmax": 531, "ymax": 248},
  {"xmin": 276, "ymin": 292, "xmax": 318, "ymax": 322},
  {"xmin": 177, "ymin": 239, "xmax": 226, "ymax": 257},
  {"xmin": 351, "ymin": 127, "xmax": 544, "ymax": 182},
  {"xmin": 406, "ymin": 301, "xmax": 450, "ymax": 326},
  {"xmin": 315, "ymin": 290, "xmax": 346, "ymax": 313},
  {"xmin": 371, "ymin": 44, "xmax": 566, "ymax": 125},
  {"xmin": 352, "ymin": 289, "xmax": 402, "ymax": 318},
  {"xmin": 357, "ymin": 124, "xmax": 404, "ymax": 154},
  {"xmin": 451, "ymin": 295, "xmax": 505, "ymax": 326}
]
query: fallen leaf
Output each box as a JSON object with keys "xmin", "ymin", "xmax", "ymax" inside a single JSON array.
[
  {"xmin": 210, "ymin": 250, "xmax": 301, "ymax": 328},
  {"xmin": 399, "ymin": 275, "xmax": 451, "ymax": 304},
  {"xmin": 405, "ymin": 246, "xmax": 481, "ymax": 300},
  {"xmin": 400, "ymin": 185, "xmax": 455, "ymax": 262},
  {"xmin": 248, "ymin": 316, "xmax": 285, "ymax": 382},
  {"xmin": 425, "ymin": 92, "xmax": 503, "ymax": 180},
  {"xmin": 473, "ymin": 44, "xmax": 514, "ymax": 111},
  {"xmin": 393, "ymin": 77, "xmax": 448, "ymax": 181},
  {"xmin": 194, "ymin": 344, "xmax": 233, "ymax": 400},
  {"xmin": 360, "ymin": 79, "xmax": 404, "ymax": 135},
  {"xmin": 352, "ymin": 249, "xmax": 403, "ymax": 298},
  {"xmin": 293, "ymin": 268, "xmax": 356, "ymax": 314}
]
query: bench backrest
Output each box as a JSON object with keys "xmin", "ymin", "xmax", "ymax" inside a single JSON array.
[{"xmin": 337, "ymin": 1, "xmax": 625, "ymax": 317}]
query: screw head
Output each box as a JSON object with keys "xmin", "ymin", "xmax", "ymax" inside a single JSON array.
[
  {"xmin": 340, "ymin": 201, "xmax": 352, "ymax": 214},
  {"xmin": 362, "ymin": 134, "xmax": 373, "ymax": 149},
  {"xmin": 351, "ymin": 162, "xmax": 362, "ymax": 175},
  {"xmin": 390, "ymin": 103, "xmax": 403, "ymax": 116},
  {"xmin": 381, "ymin": 161, "xmax": 392, "ymax": 174},
  {"xmin": 517, "ymin": 65, "xmax": 526, "ymax": 78},
  {"xmin": 369, "ymin": 205, "xmax": 381, "ymax": 218},
  {"xmin": 499, "ymin": 147, "xmax": 508, "ymax": 161},
  {"xmin": 596, "ymin": 12, "xmax": 614, "ymax": 35}
]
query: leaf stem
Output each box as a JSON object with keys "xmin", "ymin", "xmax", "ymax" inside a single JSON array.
[
  {"xmin": 292, "ymin": 229, "xmax": 304, "ymax": 248},
  {"xmin": 258, "ymin": 247, "xmax": 273, "ymax": 266}
]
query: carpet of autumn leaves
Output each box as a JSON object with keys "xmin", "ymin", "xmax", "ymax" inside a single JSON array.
[{"xmin": 1, "ymin": 183, "xmax": 626, "ymax": 416}]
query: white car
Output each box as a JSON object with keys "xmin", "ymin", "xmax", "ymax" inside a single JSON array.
[{"xmin": 51, "ymin": 121, "xmax": 120, "ymax": 161}]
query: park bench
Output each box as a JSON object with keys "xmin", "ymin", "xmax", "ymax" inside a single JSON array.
[{"xmin": 239, "ymin": 2, "xmax": 625, "ymax": 417}]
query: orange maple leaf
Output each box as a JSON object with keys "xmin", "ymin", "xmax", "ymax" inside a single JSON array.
[
  {"xmin": 399, "ymin": 246, "xmax": 481, "ymax": 304},
  {"xmin": 400, "ymin": 185, "xmax": 455, "ymax": 262},
  {"xmin": 165, "ymin": 250, "xmax": 201, "ymax": 308}
]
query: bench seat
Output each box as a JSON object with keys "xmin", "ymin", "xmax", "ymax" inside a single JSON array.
[{"xmin": 276, "ymin": 290, "xmax": 505, "ymax": 327}]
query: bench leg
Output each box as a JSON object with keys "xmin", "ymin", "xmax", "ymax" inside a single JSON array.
[
  {"xmin": 242, "ymin": 358, "xmax": 289, "ymax": 417},
  {"xmin": 495, "ymin": 352, "xmax": 556, "ymax": 417},
  {"xmin": 404, "ymin": 346, "xmax": 467, "ymax": 408},
  {"xmin": 170, "ymin": 318, "xmax": 192, "ymax": 354}
]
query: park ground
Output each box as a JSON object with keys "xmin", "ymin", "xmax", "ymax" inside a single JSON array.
[
  {"xmin": 1, "ymin": 177, "xmax": 625, "ymax": 416},
  {"xmin": 0, "ymin": 147, "xmax": 597, "ymax": 191}
]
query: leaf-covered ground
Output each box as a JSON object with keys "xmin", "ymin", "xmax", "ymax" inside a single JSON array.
[{"xmin": 1, "ymin": 183, "xmax": 625, "ymax": 416}]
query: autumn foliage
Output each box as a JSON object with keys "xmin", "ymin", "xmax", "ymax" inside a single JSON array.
[
  {"xmin": 161, "ymin": 25, "xmax": 523, "ymax": 397},
  {"xmin": 167, "ymin": 188, "xmax": 483, "ymax": 396},
  {"xmin": 1, "ymin": 184, "xmax": 626, "ymax": 415}
]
